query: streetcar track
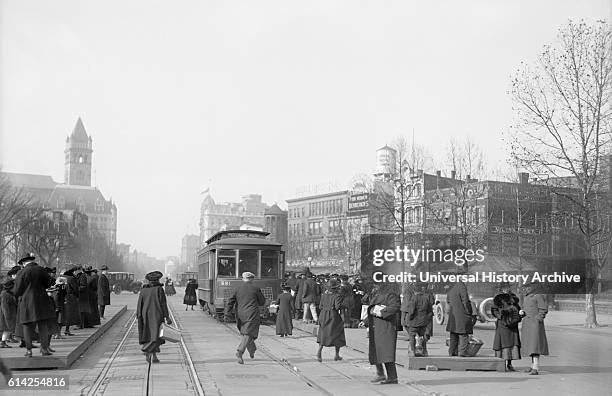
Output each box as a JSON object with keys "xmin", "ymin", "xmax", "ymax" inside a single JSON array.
[
  {"xmin": 219, "ymin": 320, "xmax": 334, "ymax": 396},
  {"xmin": 260, "ymin": 323, "xmax": 439, "ymax": 396},
  {"xmin": 166, "ymin": 303, "xmax": 206, "ymax": 396},
  {"xmin": 84, "ymin": 312, "xmax": 138, "ymax": 396}
]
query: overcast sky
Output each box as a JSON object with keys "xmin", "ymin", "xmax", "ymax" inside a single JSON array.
[{"xmin": 1, "ymin": 1, "xmax": 610, "ymax": 259}]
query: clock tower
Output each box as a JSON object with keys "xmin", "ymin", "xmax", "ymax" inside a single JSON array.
[{"xmin": 64, "ymin": 117, "xmax": 93, "ymax": 186}]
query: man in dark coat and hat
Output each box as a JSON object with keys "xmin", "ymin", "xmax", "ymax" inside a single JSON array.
[
  {"xmin": 97, "ymin": 266, "xmax": 111, "ymax": 319},
  {"xmin": 12, "ymin": 255, "xmax": 55, "ymax": 357},
  {"xmin": 137, "ymin": 271, "xmax": 171, "ymax": 363},
  {"xmin": 301, "ymin": 273, "xmax": 320, "ymax": 323},
  {"xmin": 367, "ymin": 282, "xmax": 401, "ymax": 385},
  {"xmin": 226, "ymin": 271, "xmax": 265, "ymax": 364},
  {"xmin": 445, "ymin": 267, "xmax": 473, "ymax": 357},
  {"xmin": 86, "ymin": 267, "xmax": 100, "ymax": 326}
]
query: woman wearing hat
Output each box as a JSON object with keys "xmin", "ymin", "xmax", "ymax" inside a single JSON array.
[
  {"xmin": 0, "ymin": 279, "xmax": 17, "ymax": 348},
  {"xmin": 62, "ymin": 267, "xmax": 81, "ymax": 336},
  {"xmin": 275, "ymin": 285, "xmax": 294, "ymax": 337},
  {"xmin": 183, "ymin": 279, "xmax": 198, "ymax": 311},
  {"xmin": 316, "ymin": 279, "xmax": 347, "ymax": 362},
  {"xmin": 137, "ymin": 271, "xmax": 171, "ymax": 363},
  {"xmin": 520, "ymin": 281, "xmax": 549, "ymax": 375}
]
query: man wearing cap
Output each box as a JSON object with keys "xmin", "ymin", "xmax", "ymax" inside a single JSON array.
[
  {"xmin": 137, "ymin": 271, "xmax": 171, "ymax": 363},
  {"xmin": 12, "ymin": 254, "xmax": 55, "ymax": 357},
  {"xmin": 97, "ymin": 266, "xmax": 111, "ymax": 319},
  {"xmin": 226, "ymin": 272, "xmax": 265, "ymax": 364}
]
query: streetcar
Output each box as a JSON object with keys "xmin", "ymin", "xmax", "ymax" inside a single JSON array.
[
  {"xmin": 177, "ymin": 271, "xmax": 198, "ymax": 287},
  {"xmin": 197, "ymin": 230, "xmax": 285, "ymax": 321},
  {"xmin": 108, "ymin": 271, "xmax": 142, "ymax": 294}
]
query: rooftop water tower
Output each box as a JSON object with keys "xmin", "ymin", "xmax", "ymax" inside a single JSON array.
[{"xmin": 374, "ymin": 145, "xmax": 397, "ymax": 180}]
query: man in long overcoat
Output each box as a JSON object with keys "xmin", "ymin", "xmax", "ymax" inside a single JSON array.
[
  {"xmin": 137, "ymin": 271, "xmax": 171, "ymax": 363},
  {"xmin": 294, "ymin": 274, "xmax": 305, "ymax": 319},
  {"xmin": 367, "ymin": 283, "xmax": 401, "ymax": 385},
  {"xmin": 226, "ymin": 271, "xmax": 265, "ymax": 364},
  {"xmin": 86, "ymin": 267, "xmax": 100, "ymax": 326},
  {"xmin": 97, "ymin": 266, "xmax": 111, "ymax": 319},
  {"xmin": 12, "ymin": 256, "xmax": 55, "ymax": 356},
  {"xmin": 446, "ymin": 279, "xmax": 473, "ymax": 357}
]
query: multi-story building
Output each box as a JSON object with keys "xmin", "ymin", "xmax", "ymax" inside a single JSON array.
[
  {"xmin": 181, "ymin": 234, "xmax": 200, "ymax": 271},
  {"xmin": 199, "ymin": 193, "xmax": 267, "ymax": 244},
  {"xmin": 264, "ymin": 204, "xmax": 288, "ymax": 247},
  {"xmin": 286, "ymin": 190, "xmax": 349, "ymax": 269},
  {"xmin": 1, "ymin": 118, "xmax": 117, "ymax": 251}
]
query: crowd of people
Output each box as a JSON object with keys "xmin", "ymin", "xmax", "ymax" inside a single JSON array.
[
  {"xmin": 0, "ymin": 254, "xmax": 111, "ymax": 358},
  {"xmin": 0, "ymin": 258, "xmax": 551, "ymax": 384}
]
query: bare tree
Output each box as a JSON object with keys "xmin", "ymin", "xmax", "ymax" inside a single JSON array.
[
  {"xmin": 0, "ymin": 174, "xmax": 40, "ymax": 266},
  {"xmin": 509, "ymin": 19, "xmax": 612, "ymax": 327}
]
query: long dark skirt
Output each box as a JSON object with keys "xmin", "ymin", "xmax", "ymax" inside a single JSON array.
[{"xmin": 317, "ymin": 309, "xmax": 346, "ymax": 347}]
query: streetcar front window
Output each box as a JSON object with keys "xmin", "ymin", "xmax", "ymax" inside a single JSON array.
[
  {"xmin": 238, "ymin": 250, "xmax": 258, "ymax": 278},
  {"xmin": 217, "ymin": 249, "xmax": 236, "ymax": 277},
  {"xmin": 261, "ymin": 250, "xmax": 279, "ymax": 278}
]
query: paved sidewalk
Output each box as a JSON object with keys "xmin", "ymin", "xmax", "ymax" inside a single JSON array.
[{"xmin": 292, "ymin": 311, "xmax": 612, "ymax": 396}]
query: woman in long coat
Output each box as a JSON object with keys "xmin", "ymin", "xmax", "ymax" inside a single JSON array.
[
  {"xmin": 63, "ymin": 269, "xmax": 81, "ymax": 335},
  {"xmin": 275, "ymin": 286, "xmax": 293, "ymax": 337},
  {"xmin": 492, "ymin": 290, "xmax": 522, "ymax": 371},
  {"xmin": 52, "ymin": 276, "xmax": 67, "ymax": 339},
  {"xmin": 520, "ymin": 281, "xmax": 549, "ymax": 375},
  {"xmin": 86, "ymin": 269, "xmax": 100, "ymax": 326},
  {"xmin": 0, "ymin": 280, "xmax": 17, "ymax": 348},
  {"xmin": 76, "ymin": 268, "xmax": 91, "ymax": 328},
  {"xmin": 316, "ymin": 280, "xmax": 346, "ymax": 361},
  {"xmin": 137, "ymin": 271, "xmax": 171, "ymax": 363},
  {"xmin": 183, "ymin": 279, "xmax": 198, "ymax": 310},
  {"xmin": 368, "ymin": 283, "xmax": 401, "ymax": 385}
]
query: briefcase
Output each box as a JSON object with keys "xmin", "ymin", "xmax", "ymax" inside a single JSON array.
[{"xmin": 159, "ymin": 323, "xmax": 181, "ymax": 343}]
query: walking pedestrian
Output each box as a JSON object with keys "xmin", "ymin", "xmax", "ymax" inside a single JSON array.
[
  {"xmin": 183, "ymin": 279, "xmax": 198, "ymax": 310},
  {"xmin": 492, "ymin": 288, "xmax": 522, "ymax": 371},
  {"xmin": 401, "ymin": 281, "xmax": 433, "ymax": 357},
  {"xmin": 137, "ymin": 271, "xmax": 171, "ymax": 363},
  {"xmin": 367, "ymin": 282, "xmax": 401, "ymax": 385},
  {"xmin": 226, "ymin": 272, "xmax": 265, "ymax": 364},
  {"xmin": 12, "ymin": 255, "xmax": 56, "ymax": 357},
  {"xmin": 520, "ymin": 281, "xmax": 549, "ymax": 375},
  {"xmin": 97, "ymin": 266, "xmax": 111, "ymax": 319},
  {"xmin": 0, "ymin": 279, "xmax": 17, "ymax": 348},
  {"xmin": 164, "ymin": 278, "xmax": 176, "ymax": 296},
  {"xmin": 86, "ymin": 267, "xmax": 101, "ymax": 326},
  {"xmin": 446, "ymin": 275, "xmax": 473, "ymax": 357},
  {"xmin": 316, "ymin": 279, "xmax": 346, "ymax": 362},
  {"xmin": 301, "ymin": 273, "xmax": 320, "ymax": 324},
  {"xmin": 275, "ymin": 286, "xmax": 293, "ymax": 337}
]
